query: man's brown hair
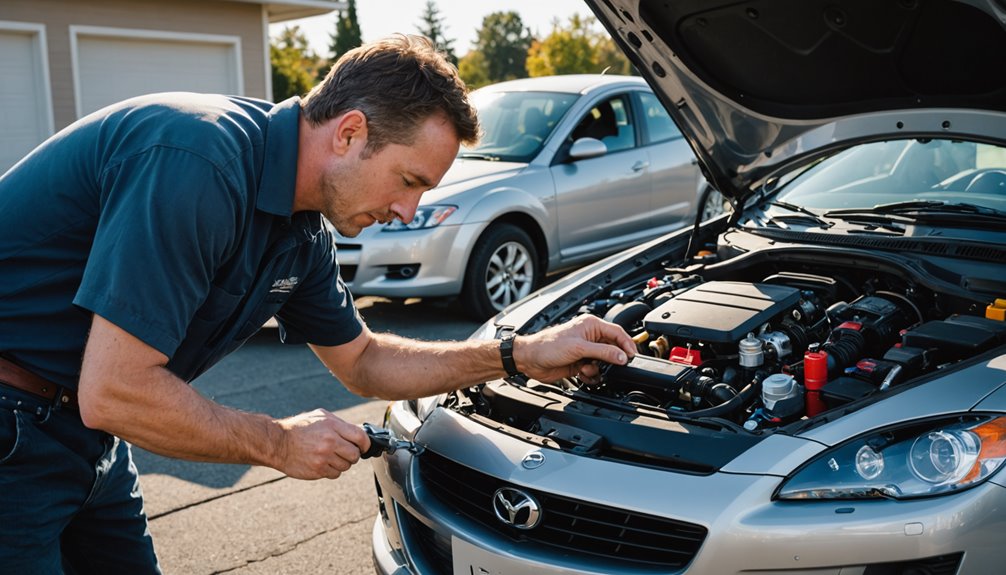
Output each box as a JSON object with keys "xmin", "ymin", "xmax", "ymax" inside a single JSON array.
[{"xmin": 302, "ymin": 34, "xmax": 479, "ymax": 156}]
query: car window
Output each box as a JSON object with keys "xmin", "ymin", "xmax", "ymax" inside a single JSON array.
[
  {"xmin": 571, "ymin": 95, "xmax": 636, "ymax": 153},
  {"xmin": 462, "ymin": 90, "xmax": 578, "ymax": 162},
  {"xmin": 638, "ymin": 91, "xmax": 681, "ymax": 144},
  {"xmin": 775, "ymin": 139, "xmax": 1006, "ymax": 210}
]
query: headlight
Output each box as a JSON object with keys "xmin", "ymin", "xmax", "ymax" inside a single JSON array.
[
  {"xmin": 776, "ymin": 415, "xmax": 1006, "ymax": 500},
  {"xmin": 381, "ymin": 205, "xmax": 456, "ymax": 232}
]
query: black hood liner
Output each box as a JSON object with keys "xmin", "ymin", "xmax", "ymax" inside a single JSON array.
[
  {"xmin": 640, "ymin": 0, "xmax": 1006, "ymax": 121},
  {"xmin": 587, "ymin": 0, "xmax": 1006, "ymax": 199}
]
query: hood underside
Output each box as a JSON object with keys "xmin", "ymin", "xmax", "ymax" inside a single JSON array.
[{"xmin": 587, "ymin": 0, "xmax": 1006, "ymax": 198}]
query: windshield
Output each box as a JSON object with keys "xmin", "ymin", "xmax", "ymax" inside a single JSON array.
[
  {"xmin": 460, "ymin": 90, "xmax": 578, "ymax": 163},
  {"xmin": 773, "ymin": 139, "xmax": 1006, "ymax": 211}
]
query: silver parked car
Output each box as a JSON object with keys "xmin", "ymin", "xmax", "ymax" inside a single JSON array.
[
  {"xmin": 335, "ymin": 74, "xmax": 724, "ymax": 319},
  {"xmin": 371, "ymin": 1, "xmax": 1006, "ymax": 574}
]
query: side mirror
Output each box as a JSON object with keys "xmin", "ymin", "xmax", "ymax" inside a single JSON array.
[{"xmin": 568, "ymin": 137, "xmax": 607, "ymax": 161}]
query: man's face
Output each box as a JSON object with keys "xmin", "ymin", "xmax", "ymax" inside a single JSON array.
[{"xmin": 320, "ymin": 114, "xmax": 460, "ymax": 238}]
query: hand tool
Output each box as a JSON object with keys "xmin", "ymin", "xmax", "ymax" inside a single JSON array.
[{"xmin": 361, "ymin": 422, "xmax": 424, "ymax": 458}]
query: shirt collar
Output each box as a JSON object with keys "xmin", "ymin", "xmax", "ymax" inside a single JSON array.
[{"xmin": 256, "ymin": 97, "xmax": 301, "ymax": 216}]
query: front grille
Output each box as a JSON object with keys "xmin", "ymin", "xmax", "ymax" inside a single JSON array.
[
  {"xmin": 863, "ymin": 553, "xmax": 963, "ymax": 575},
  {"xmin": 417, "ymin": 450, "xmax": 706, "ymax": 570},
  {"xmin": 403, "ymin": 511, "xmax": 453, "ymax": 575}
]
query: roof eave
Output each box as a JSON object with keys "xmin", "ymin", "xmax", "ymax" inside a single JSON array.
[{"xmin": 221, "ymin": 0, "xmax": 346, "ymax": 23}]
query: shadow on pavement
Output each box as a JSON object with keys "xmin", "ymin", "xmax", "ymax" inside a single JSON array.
[{"xmin": 354, "ymin": 295, "xmax": 483, "ymax": 341}]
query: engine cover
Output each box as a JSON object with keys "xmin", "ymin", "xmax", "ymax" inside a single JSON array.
[{"xmin": 643, "ymin": 281, "xmax": 801, "ymax": 343}]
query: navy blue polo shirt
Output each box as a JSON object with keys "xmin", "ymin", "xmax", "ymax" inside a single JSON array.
[{"xmin": 0, "ymin": 93, "xmax": 363, "ymax": 387}]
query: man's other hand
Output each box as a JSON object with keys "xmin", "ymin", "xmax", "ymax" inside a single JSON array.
[{"xmin": 513, "ymin": 315, "xmax": 636, "ymax": 385}]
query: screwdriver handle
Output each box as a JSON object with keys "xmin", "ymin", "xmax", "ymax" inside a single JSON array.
[{"xmin": 361, "ymin": 422, "xmax": 393, "ymax": 459}]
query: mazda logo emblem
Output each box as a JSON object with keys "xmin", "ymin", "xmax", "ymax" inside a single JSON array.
[
  {"xmin": 521, "ymin": 451, "xmax": 545, "ymax": 469},
  {"xmin": 492, "ymin": 487, "xmax": 542, "ymax": 530}
]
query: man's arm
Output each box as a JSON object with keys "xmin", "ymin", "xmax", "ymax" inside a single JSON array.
[
  {"xmin": 78, "ymin": 314, "xmax": 369, "ymax": 480},
  {"xmin": 311, "ymin": 315, "xmax": 636, "ymax": 401}
]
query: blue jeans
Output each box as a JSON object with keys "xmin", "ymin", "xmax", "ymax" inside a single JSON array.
[{"xmin": 0, "ymin": 384, "xmax": 161, "ymax": 574}]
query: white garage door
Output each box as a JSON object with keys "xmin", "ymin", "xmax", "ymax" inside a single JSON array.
[
  {"xmin": 0, "ymin": 23, "xmax": 53, "ymax": 174},
  {"xmin": 73, "ymin": 27, "xmax": 242, "ymax": 118}
]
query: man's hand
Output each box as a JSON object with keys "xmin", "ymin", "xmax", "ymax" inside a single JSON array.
[
  {"xmin": 273, "ymin": 409, "xmax": 371, "ymax": 480},
  {"xmin": 513, "ymin": 315, "xmax": 636, "ymax": 384}
]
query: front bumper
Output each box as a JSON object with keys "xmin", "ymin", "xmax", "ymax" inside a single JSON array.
[
  {"xmin": 371, "ymin": 403, "xmax": 1006, "ymax": 575},
  {"xmin": 338, "ymin": 222, "xmax": 485, "ymax": 299}
]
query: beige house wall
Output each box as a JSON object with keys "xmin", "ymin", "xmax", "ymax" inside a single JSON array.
[{"xmin": 0, "ymin": 0, "xmax": 267, "ymax": 131}]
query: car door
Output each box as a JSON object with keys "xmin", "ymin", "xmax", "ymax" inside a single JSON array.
[
  {"xmin": 636, "ymin": 90, "xmax": 703, "ymax": 233},
  {"xmin": 551, "ymin": 93, "xmax": 652, "ymax": 265}
]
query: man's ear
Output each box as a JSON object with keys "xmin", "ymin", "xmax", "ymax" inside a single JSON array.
[{"xmin": 332, "ymin": 110, "xmax": 368, "ymax": 155}]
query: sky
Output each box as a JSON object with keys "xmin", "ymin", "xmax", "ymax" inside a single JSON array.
[{"xmin": 271, "ymin": 0, "xmax": 596, "ymax": 57}]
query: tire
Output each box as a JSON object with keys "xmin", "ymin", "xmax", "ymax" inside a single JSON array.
[
  {"xmin": 700, "ymin": 188, "xmax": 731, "ymax": 221},
  {"xmin": 461, "ymin": 223, "xmax": 539, "ymax": 320}
]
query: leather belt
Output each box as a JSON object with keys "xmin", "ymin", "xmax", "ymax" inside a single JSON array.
[{"xmin": 0, "ymin": 356, "xmax": 78, "ymax": 410}]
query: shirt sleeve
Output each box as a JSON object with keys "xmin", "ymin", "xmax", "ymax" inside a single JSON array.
[
  {"xmin": 274, "ymin": 227, "xmax": 365, "ymax": 347},
  {"xmin": 73, "ymin": 146, "xmax": 241, "ymax": 356}
]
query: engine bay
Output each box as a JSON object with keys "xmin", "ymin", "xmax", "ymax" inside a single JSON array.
[{"xmin": 447, "ymin": 241, "xmax": 1006, "ymax": 469}]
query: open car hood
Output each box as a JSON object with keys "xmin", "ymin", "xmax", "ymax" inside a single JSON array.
[{"xmin": 586, "ymin": 0, "xmax": 1006, "ymax": 200}]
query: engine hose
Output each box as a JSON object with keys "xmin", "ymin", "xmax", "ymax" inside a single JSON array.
[
  {"xmin": 824, "ymin": 328, "xmax": 866, "ymax": 376},
  {"xmin": 680, "ymin": 375, "xmax": 737, "ymax": 407},
  {"xmin": 875, "ymin": 290, "xmax": 924, "ymax": 328},
  {"xmin": 677, "ymin": 375, "xmax": 763, "ymax": 419},
  {"xmin": 603, "ymin": 301, "xmax": 652, "ymax": 330}
]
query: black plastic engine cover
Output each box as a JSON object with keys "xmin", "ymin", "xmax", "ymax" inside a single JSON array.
[
  {"xmin": 901, "ymin": 315, "xmax": 1006, "ymax": 362},
  {"xmin": 643, "ymin": 281, "xmax": 801, "ymax": 343}
]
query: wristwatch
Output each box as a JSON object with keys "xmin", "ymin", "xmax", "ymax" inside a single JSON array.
[{"xmin": 499, "ymin": 333, "xmax": 522, "ymax": 377}]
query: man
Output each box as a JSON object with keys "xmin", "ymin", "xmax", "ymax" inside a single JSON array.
[{"xmin": 0, "ymin": 34, "xmax": 635, "ymax": 573}]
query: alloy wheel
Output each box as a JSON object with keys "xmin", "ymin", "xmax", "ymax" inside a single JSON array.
[{"xmin": 485, "ymin": 241, "xmax": 534, "ymax": 311}]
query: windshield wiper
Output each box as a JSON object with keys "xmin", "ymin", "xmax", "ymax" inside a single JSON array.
[
  {"xmin": 457, "ymin": 152, "xmax": 500, "ymax": 161},
  {"xmin": 825, "ymin": 201, "xmax": 1006, "ymax": 227},
  {"xmin": 767, "ymin": 201, "xmax": 833, "ymax": 228},
  {"xmin": 742, "ymin": 201, "xmax": 832, "ymax": 230}
]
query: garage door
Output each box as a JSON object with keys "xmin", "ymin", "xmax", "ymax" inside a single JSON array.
[
  {"xmin": 73, "ymin": 27, "xmax": 241, "ymax": 118},
  {"xmin": 0, "ymin": 23, "xmax": 53, "ymax": 174}
]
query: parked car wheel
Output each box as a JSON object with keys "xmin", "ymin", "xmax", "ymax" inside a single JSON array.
[
  {"xmin": 461, "ymin": 223, "xmax": 539, "ymax": 319},
  {"xmin": 701, "ymin": 187, "xmax": 731, "ymax": 221}
]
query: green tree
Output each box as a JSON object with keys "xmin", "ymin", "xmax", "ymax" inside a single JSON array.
[
  {"xmin": 526, "ymin": 14, "xmax": 634, "ymax": 77},
  {"xmin": 473, "ymin": 11, "xmax": 534, "ymax": 83},
  {"xmin": 416, "ymin": 0, "xmax": 457, "ymax": 65},
  {"xmin": 321, "ymin": 0, "xmax": 363, "ymax": 79},
  {"xmin": 271, "ymin": 26, "xmax": 320, "ymax": 101},
  {"xmin": 458, "ymin": 50, "xmax": 491, "ymax": 89}
]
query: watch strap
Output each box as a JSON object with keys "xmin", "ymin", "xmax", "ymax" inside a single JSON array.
[{"xmin": 499, "ymin": 334, "xmax": 521, "ymax": 377}]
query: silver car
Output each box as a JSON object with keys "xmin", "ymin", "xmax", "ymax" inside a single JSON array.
[
  {"xmin": 336, "ymin": 74, "xmax": 723, "ymax": 319},
  {"xmin": 371, "ymin": 1, "xmax": 1006, "ymax": 574}
]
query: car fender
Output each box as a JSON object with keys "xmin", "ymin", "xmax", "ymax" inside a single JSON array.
[{"xmin": 459, "ymin": 181, "xmax": 556, "ymax": 267}]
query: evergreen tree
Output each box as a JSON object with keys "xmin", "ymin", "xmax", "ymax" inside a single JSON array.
[
  {"xmin": 416, "ymin": 0, "xmax": 457, "ymax": 65},
  {"xmin": 321, "ymin": 0, "xmax": 363, "ymax": 80}
]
